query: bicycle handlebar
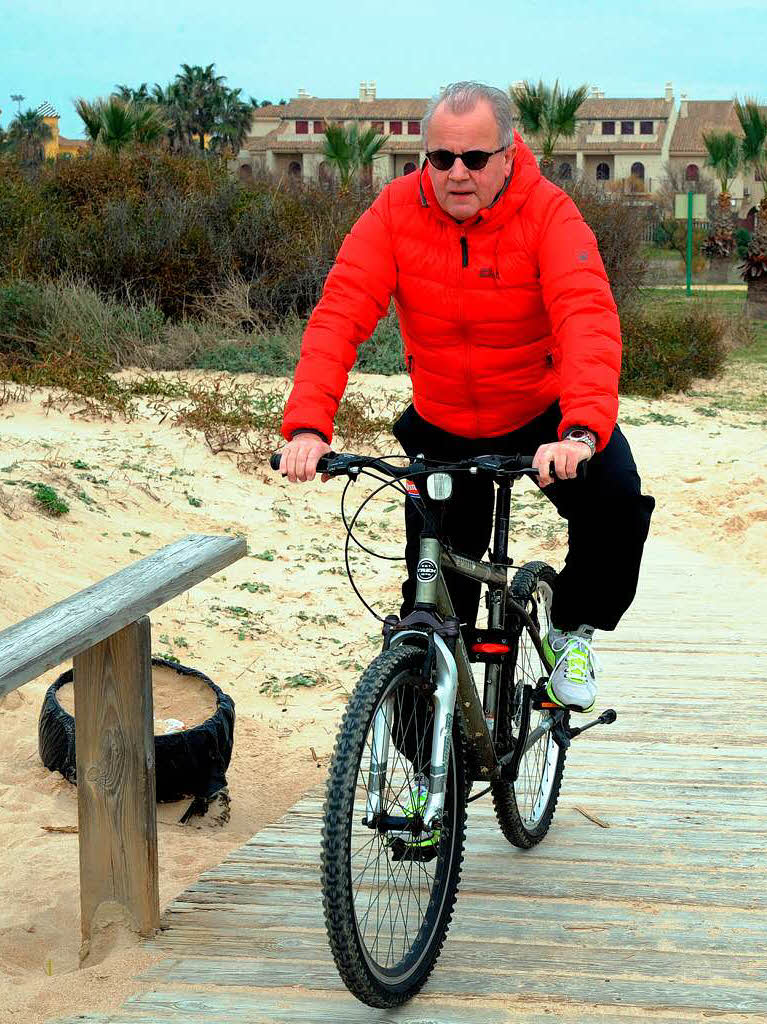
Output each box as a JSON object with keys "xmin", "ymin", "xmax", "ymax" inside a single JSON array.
[{"xmin": 269, "ymin": 450, "xmax": 587, "ymax": 481}]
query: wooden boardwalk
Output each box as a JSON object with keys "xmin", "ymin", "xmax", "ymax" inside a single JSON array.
[{"xmin": 52, "ymin": 537, "xmax": 767, "ymax": 1023}]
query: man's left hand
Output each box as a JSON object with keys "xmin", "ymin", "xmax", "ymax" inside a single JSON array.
[{"xmin": 533, "ymin": 440, "xmax": 593, "ymax": 487}]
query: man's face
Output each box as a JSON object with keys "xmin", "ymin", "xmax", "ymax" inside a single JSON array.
[{"xmin": 426, "ymin": 99, "xmax": 515, "ymax": 221}]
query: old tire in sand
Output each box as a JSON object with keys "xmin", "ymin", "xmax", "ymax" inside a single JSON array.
[{"xmin": 38, "ymin": 657, "xmax": 235, "ymax": 814}]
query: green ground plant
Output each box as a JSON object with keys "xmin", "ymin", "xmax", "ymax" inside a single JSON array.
[{"xmin": 29, "ymin": 483, "xmax": 69, "ymax": 516}]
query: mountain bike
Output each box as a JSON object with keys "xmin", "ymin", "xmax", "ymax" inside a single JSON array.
[{"xmin": 270, "ymin": 450, "xmax": 617, "ymax": 1008}]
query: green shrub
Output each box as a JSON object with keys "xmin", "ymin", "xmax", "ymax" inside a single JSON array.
[
  {"xmin": 619, "ymin": 302, "xmax": 727, "ymax": 396},
  {"xmin": 0, "ymin": 153, "xmax": 371, "ymax": 321},
  {"xmin": 29, "ymin": 483, "xmax": 69, "ymax": 517},
  {"xmin": 0, "ymin": 277, "xmax": 166, "ymax": 368},
  {"xmin": 736, "ymin": 227, "xmax": 752, "ymax": 261},
  {"xmin": 0, "ymin": 280, "xmax": 48, "ymax": 358},
  {"xmin": 652, "ymin": 220, "xmax": 675, "ymax": 247}
]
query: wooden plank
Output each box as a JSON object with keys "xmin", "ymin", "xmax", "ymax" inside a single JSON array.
[
  {"xmin": 137, "ymin": 954, "xmax": 767, "ymax": 1012},
  {"xmin": 0, "ymin": 533, "xmax": 246, "ymax": 696},
  {"xmin": 116, "ymin": 987, "xmax": 764, "ymax": 1024},
  {"xmin": 75, "ymin": 617, "xmax": 159, "ymax": 956}
]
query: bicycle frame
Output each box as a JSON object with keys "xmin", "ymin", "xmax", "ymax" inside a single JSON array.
[{"xmin": 368, "ymin": 477, "xmax": 558, "ymax": 830}]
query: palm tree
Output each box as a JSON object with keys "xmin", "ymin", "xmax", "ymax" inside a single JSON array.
[
  {"xmin": 510, "ymin": 79, "xmax": 589, "ymax": 178},
  {"xmin": 322, "ymin": 122, "xmax": 356, "ymax": 187},
  {"xmin": 702, "ymin": 130, "xmax": 741, "ymax": 258},
  {"xmin": 211, "ymin": 88, "xmax": 256, "ymax": 156},
  {"xmin": 322, "ymin": 121, "xmax": 388, "ymax": 188},
  {"xmin": 355, "ymin": 124, "xmax": 389, "ymax": 185},
  {"xmin": 5, "ymin": 108, "xmax": 53, "ymax": 163},
  {"xmin": 734, "ymin": 98, "xmax": 767, "ymax": 302},
  {"xmin": 152, "ymin": 82, "xmax": 190, "ymax": 151},
  {"xmin": 175, "ymin": 63, "xmax": 227, "ymax": 150},
  {"xmin": 114, "ymin": 83, "xmax": 150, "ymax": 104},
  {"xmin": 96, "ymin": 99, "xmax": 136, "ymax": 153},
  {"xmin": 735, "ymin": 98, "xmax": 767, "ymax": 228},
  {"xmin": 74, "ymin": 96, "xmax": 104, "ymax": 143},
  {"xmin": 131, "ymin": 102, "xmax": 168, "ymax": 146},
  {"xmin": 74, "ymin": 96, "xmax": 166, "ymax": 153}
]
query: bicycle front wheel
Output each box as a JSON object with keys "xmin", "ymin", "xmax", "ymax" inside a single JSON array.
[
  {"xmin": 321, "ymin": 644, "xmax": 467, "ymax": 1007},
  {"xmin": 491, "ymin": 561, "xmax": 567, "ymax": 848}
]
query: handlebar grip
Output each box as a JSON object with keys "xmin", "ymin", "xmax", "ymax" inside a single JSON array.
[
  {"xmin": 270, "ymin": 451, "xmax": 336, "ymax": 473},
  {"xmin": 546, "ymin": 459, "xmax": 588, "ymax": 481}
]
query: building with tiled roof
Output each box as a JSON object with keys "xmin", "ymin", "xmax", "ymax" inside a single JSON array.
[
  {"xmin": 240, "ymin": 83, "xmax": 427, "ymax": 184},
  {"xmin": 668, "ymin": 98, "xmax": 763, "ymax": 219},
  {"xmin": 511, "ymin": 84, "xmax": 678, "ymax": 196},
  {"xmin": 236, "ymin": 82, "xmax": 765, "ymax": 225}
]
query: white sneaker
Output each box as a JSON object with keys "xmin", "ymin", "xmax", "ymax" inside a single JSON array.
[{"xmin": 542, "ymin": 625, "xmax": 599, "ymax": 713}]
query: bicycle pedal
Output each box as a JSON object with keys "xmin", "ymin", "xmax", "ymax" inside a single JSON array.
[
  {"xmin": 531, "ymin": 681, "xmax": 559, "ymax": 711},
  {"xmin": 568, "ymin": 708, "xmax": 618, "ymax": 740}
]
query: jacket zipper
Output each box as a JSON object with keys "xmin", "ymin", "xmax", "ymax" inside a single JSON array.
[{"xmin": 458, "ymin": 233, "xmax": 479, "ymax": 431}]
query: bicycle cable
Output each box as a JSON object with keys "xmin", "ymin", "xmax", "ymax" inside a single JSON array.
[{"xmin": 340, "ymin": 464, "xmax": 464, "ymax": 622}]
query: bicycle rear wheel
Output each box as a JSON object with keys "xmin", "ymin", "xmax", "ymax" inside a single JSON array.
[
  {"xmin": 321, "ymin": 643, "xmax": 467, "ymax": 1007},
  {"xmin": 491, "ymin": 561, "xmax": 568, "ymax": 848}
]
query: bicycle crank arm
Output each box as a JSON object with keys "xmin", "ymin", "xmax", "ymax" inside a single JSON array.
[{"xmin": 568, "ymin": 709, "xmax": 618, "ymax": 740}]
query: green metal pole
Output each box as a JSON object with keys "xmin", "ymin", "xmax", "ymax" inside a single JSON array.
[{"xmin": 686, "ymin": 190, "xmax": 693, "ymax": 295}]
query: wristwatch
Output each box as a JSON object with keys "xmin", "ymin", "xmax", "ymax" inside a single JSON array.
[{"xmin": 564, "ymin": 426, "xmax": 597, "ymax": 457}]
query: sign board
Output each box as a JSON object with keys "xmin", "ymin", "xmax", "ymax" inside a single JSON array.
[{"xmin": 674, "ymin": 193, "xmax": 707, "ymax": 219}]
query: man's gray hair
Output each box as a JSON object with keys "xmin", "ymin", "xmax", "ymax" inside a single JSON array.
[{"xmin": 422, "ymin": 82, "xmax": 514, "ymax": 149}]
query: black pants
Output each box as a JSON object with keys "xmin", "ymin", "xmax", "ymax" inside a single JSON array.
[{"xmin": 393, "ymin": 402, "xmax": 655, "ymax": 632}]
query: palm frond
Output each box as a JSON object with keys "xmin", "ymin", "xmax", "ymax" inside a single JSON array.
[
  {"xmin": 74, "ymin": 96, "xmax": 105, "ymax": 141},
  {"xmin": 702, "ymin": 130, "xmax": 741, "ymax": 193},
  {"xmin": 510, "ymin": 79, "xmax": 588, "ymax": 167},
  {"xmin": 132, "ymin": 102, "xmax": 168, "ymax": 145},
  {"xmin": 735, "ymin": 98, "xmax": 767, "ymax": 162},
  {"xmin": 98, "ymin": 98, "xmax": 136, "ymax": 153}
]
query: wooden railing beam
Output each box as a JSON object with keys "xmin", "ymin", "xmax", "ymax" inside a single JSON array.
[{"xmin": 0, "ymin": 534, "xmax": 247, "ymax": 697}]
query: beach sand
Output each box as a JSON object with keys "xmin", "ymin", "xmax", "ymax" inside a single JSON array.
[{"xmin": 0, "ymin": 363, "xmax": 764, "ymax": 1023}]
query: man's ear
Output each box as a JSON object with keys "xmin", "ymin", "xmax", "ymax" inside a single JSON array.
[{"xmin": 504, "ymin": 144, "xmax": 516, "ymax": 177}]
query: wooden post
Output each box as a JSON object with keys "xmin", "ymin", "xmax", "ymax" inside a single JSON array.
[{"xmin": 73, "ymin": 615, "xmax": 160, "ymax": 958}]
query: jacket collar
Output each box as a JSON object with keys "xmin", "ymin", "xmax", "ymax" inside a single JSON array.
[{"xmin": 418, "ymin": 130, "xmax": 541, "ymax": 230}]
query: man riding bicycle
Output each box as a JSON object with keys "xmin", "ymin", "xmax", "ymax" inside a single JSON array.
[{"xmin": 277, "ymin": 80, "xmax": 655, "ymax": 713}]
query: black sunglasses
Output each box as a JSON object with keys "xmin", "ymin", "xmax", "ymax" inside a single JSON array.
[{"xmin": 425, "ymin": 146, "xmax": 506, "ymax": 171}]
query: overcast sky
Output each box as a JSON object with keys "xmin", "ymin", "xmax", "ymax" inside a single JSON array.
[{"xmin": 3, "ymin": 0, "xmax": 766, "ymax": 138}]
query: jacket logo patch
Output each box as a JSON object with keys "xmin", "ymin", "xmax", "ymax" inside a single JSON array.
[
  {"xmin": 577, "ymin": 250, "xmax": 589, "ymax": 261},
  {"xmin": 479, "ymin": 267, "xmax": 499, "ymax": 278}
]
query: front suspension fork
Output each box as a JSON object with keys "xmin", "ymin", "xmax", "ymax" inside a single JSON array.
[{"xmin": 366, "ymin": 631, "xmax": 458, "ymax": 830}]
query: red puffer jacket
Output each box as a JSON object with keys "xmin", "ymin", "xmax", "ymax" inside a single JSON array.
[{"xmin": 282, "ymin": 132, "xmax": 621, "ymax": 451}]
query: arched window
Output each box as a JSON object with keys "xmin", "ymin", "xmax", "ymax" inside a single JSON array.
[
  {"xmin": 238, "ymin": 163, "xmax": 253, "ymax": 182},
  {"xmin": 319, "ymin": 160, "xmax": 333, "ymax": 185},
  {"xmin": 596, "ymin": 162, "xmax": 610, "ymax": 181},
  {"xmin": 685, "ymin": 163, "xmax": 699, "ymax": 182},
  {"xmin": 403, "ymin": 161, "xmax": 416, "ymax": 175},
  {"xmin": 288, "ymin": 160, "xmax": 302, "ymax": 178},
  {"xmin": 558, "ymin": 162, "xmax": 572, "ymax": 180},
  {"xmin": 631, "ymin": 161, "xmax": 645, "ymax": 180}
]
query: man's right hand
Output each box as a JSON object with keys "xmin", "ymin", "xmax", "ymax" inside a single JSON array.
[{"xmin": 277, "ymin": 432, "xmax": 332, "ymax": 483}]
